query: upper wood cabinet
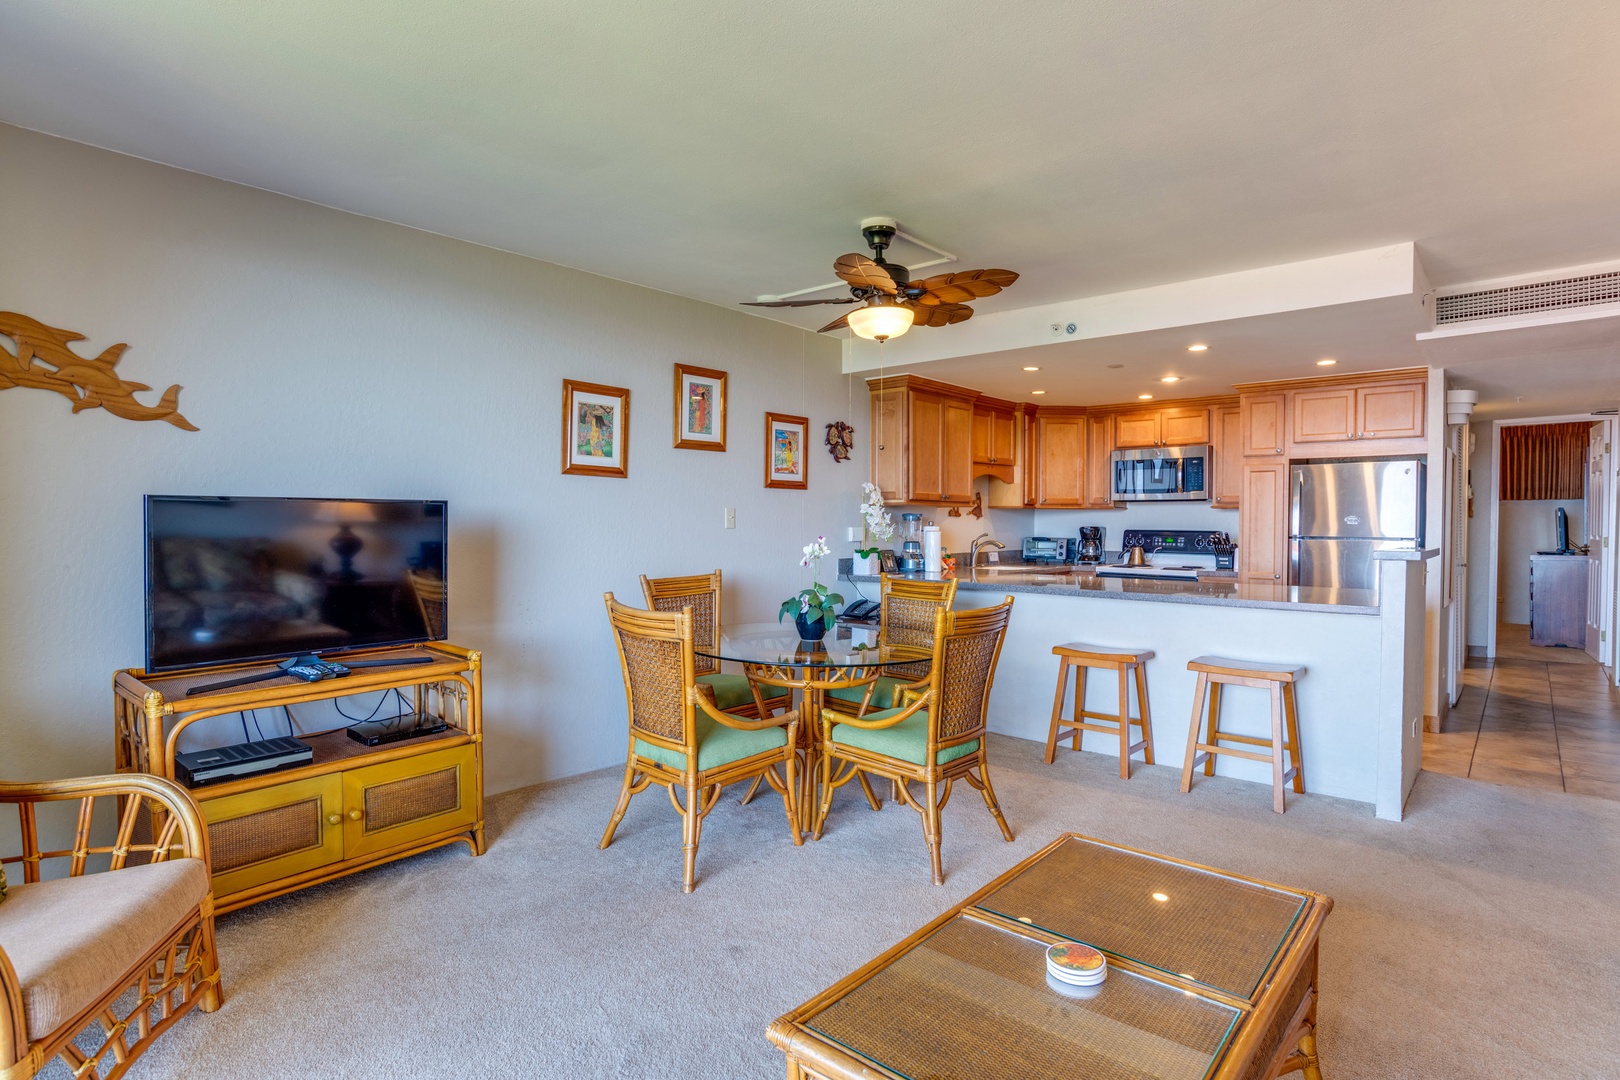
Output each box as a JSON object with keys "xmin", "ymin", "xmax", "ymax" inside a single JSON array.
[
  {"xmin": 1211, "ymin": 404, "xmax": 1242, "ymax": 509},
  {"xmin": 1286, "ymin": 377, "xmax": 1426, "ymax": 453},
  {"xmin": 971, "ymin": 397, "xmax": 1019, "ymax": 477},
  {"xmin": 1085, "ymin": 414, "xmax": 1121, "ymax": 509},
  {"xmin": 1114, "ymin": 406, "xmax": 1210, "ymax": 448},
  {"xmin": 1034, "ymin": 411, "xmax": 1086, "ymax": 508},
  {"xmin": 987, "ymin": 403, "xmax": 1038, "ymax": 509},
  {"xmin": 1291, "ymin": 387, "xmax": 1356, "ymax": 444},
  {"xmin": 1241, "ymin": 392, "xmax": 1287, "ymax": 457},
  {"xmin": 1356, "ymin": 382, "xmax": 1425, "ymax": 440},
  {"xmin": 868, "ymin": 376, "xmax": 976, "ymax": 507}
]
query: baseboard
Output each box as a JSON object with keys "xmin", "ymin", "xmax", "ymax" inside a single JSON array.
[
  {"xmin": 1424, "ymin": 713, "xmax": 1441, "ymax": 734},
  {"xmin": 1466, "ymin": 645, "xmax": 1488, "ymax": 657}
]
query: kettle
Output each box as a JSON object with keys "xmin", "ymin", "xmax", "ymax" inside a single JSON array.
[{"xmin": 1126, "ymin": 545, "xmax": 1148, "ymax": 567}]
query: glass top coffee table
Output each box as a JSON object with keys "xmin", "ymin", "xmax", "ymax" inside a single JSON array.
[{"xmin": 768, "ymin": 833, "xmax": 1332, "ymax": 1080}]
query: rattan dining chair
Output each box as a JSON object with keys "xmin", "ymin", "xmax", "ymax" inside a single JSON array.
[
  {"xmin": 406, "ymin": 568, "xmax": 447, "ymax": 639},
  {"xmin": 814, "ymin": 596, "xmax": 1016, "ymax": 885},
  {"xmin": 824, "ymin": 575, "xmax": 959, "ymax": 717},
  {"xmin": 0, "ymin": 774, "xmax": 222, "ymax": 1080},
  {"xmin": 601, "ymin": 594, "xmax": 803, "ymax": 892},
  {"xmin": 640, "ymin": 570, "xmax": 790, "ymax": 719}
]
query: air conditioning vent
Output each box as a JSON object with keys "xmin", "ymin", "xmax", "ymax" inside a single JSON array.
[{"xmin": 1434, "ymin": 271, "xmax": 1620, "ymax": 325}]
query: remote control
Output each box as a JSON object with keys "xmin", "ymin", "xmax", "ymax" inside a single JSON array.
[
  {"xmin": 319, "ymin": 661, "xmax": 351, "ymax": 677},
  {"xmin": 285, "ymin": 664, "xmax": 331, "ymax": 682}
]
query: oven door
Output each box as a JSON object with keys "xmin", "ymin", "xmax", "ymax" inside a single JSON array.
[{"xmin": 1111, "ymin": 446, "xmax": 1209, "ymax": 501}]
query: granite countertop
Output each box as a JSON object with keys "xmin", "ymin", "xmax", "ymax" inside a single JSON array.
[{"xmin": 845, "ymin": 560, "xmax": 1380, "ymax": 614}]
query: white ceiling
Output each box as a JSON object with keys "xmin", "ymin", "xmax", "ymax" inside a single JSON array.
[{"xmin": 4, "ymin": 0, "xmax": 1620, "ymax": 413}]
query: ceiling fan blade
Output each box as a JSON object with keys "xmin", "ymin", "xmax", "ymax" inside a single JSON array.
[
  {"xmin": 914, "ymin": 269, "xmax": 1020, "ymax": 306},
  {"xmin": 909, "ymin": 302, "xmax": 974, "ymax": 328},
  {"xmin": 833, "ymin": 253, "xmax": 897, "ymax": 294},
  {"xmin": 817, "ymin": 312, "xmax": 852, "ymax": 334},
  {"xmin": 741, "ymin": 297, "xmax": 858, "ymax": 307}
]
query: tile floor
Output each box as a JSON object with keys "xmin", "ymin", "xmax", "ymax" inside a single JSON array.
[{"xmin": 1424, "ymin": 623, "xmax": 1620, "ymax": 800}]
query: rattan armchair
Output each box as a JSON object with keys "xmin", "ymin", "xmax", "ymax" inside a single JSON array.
[
  {"xmin": 0, "ymin": 774, "xmax": 221, "ymax": 1080},
  {"xmin": 814, "ymin": 597, "xmax": 1016, "ymax": 884},
  {"xmin": 601, "ymin": 594, "xmax": 803, "ymax": 892},
  {"xmin": 824, "ymin": 575, "xmax": 959, "ymax": 717},
  {"xmin": 640, "ymin": 570, "xmax": 790, "ymax": 719}
]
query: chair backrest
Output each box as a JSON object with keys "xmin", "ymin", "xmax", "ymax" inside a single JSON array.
[
  {"xmin": 880, "ymin": 575, "xmax": 959, "ymax": 676},
  {"xmin": 927, "ymin": 597, "xmax": 1015, "ymax": 749},
  {"xmin": 604, "ymin": 593, "xmax": 697, "ymax": 757},
  {"xmin": 641, "ymin": 570, "xmax": 723, "ymax": 676},
  {"xmin": 407, "ymin": 569, "xmax": 447, "ymax": 639}
]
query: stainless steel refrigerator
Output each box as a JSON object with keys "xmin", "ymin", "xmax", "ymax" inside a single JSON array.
[{"xmin": 1290, "ymin": 459, "xmax": 1425, "ymax": 592}]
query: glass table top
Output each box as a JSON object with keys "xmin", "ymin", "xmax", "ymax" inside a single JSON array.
[
  {"xmin": 972, "ymin": 836, "xmax": 1308, "ymax": 1000},
  {"xmin": 700, "ymin": 622, "xmax": 930, "ymax": 670},
  {"xmin": 806, "ymin": 916, "xmax": 1241, "ymax": 1080}
]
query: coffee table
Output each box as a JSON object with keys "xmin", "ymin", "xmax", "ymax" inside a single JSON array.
[{"xmin": 767, "ymin": 833, "xmax": 1332, "ymax": 1080}]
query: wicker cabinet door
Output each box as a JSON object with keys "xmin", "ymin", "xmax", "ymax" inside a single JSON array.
[
  {"xmin": 342, "ymin": 744, "xmax": 478, "ymax": 861},
  {"xmin": 201, "ymin": 774, "xmax": 344, "ymax": 899}
]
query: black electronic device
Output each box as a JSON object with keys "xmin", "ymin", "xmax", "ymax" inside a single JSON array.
[
  {"xmin": 346, "ymin": 711, "xmax": 450, "ymax": 747},
  {"xmin": 175, "ymin": 736, "xmax": 314, "ymax": 787},
  {"xmin": 144, "ymin": 496, "xmax": 448, "ymax": 673},
  {"xmin": 842, "ymin": 599, "xmax": 881, "ymax": 622}
]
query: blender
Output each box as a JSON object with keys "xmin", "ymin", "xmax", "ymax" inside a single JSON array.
[{"xmin": 897, "ymin": 513, "xmax": 924, "ymax": 571}]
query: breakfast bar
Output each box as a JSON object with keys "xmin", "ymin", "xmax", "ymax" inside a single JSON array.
[{"xmin": 849, "ymin": 550, "xmax": 1433, "ymax": 819}]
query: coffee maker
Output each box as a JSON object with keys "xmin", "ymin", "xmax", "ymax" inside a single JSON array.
[{"xmin": 1077, "ymin": 526, "xmax": 1104, "ymax": 564}]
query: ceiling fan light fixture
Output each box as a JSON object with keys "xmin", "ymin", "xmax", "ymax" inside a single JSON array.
[{"xmin": 847, "ymin": 298, "xmax": 915, "ymax": 341}]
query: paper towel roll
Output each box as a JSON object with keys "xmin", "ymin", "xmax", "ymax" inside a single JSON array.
[{"xmin": 923, "ymin": 524, "xmax": 943, "ymax": 573}]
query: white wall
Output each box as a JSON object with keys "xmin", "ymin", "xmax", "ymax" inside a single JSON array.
[
  {"xmin": 1498, "ymin": 500, "xmax": 1583, "ymax": 623},
  {"xmin": 1466, "ymin": 421, "xmax": 1493, "ymax": 646},
  {"xmin": 0, "ymin": 125, "xmax": 861, "ymax": 794}
]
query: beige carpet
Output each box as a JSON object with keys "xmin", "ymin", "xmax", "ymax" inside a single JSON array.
[{"xmin": 114, "ymin": 736, "xmax": 1620, "ymax": 1079}]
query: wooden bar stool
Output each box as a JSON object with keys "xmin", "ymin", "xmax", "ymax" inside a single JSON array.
[
  {"xmin": 1045, "ymin": 643, "xmax": 1155, "ymax": 779},
  {"xmin": 1180, "ymin": 656, "xmax": 1306, "ymax": 813}
]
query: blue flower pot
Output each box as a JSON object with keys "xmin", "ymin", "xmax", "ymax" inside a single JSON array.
[{"xmin": 794, "ymin": 612, "xmax": 829, "ymax": 642}]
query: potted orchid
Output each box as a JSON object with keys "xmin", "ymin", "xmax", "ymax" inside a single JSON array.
[
  {"xmin": 780, "ymin": 535, "xmax": 843, "ymax": 641},
  {"xmin": 854, "ymin": 482, "xmax": 895, "ymax": 576}
]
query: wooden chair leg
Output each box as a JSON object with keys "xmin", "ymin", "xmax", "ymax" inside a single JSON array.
[
  {"xmin": 782, "ymin": 751, "xmax": 803, "ymax": 847},
  {"xmin": 1072, "ymin": 664, "xmax": 1087, "ymax": 751},
  {"xmin": 600, "ymin": 758, "xmax": 637, "ymax": 849},
  {"xmin": 1298, "ymin": 1030, "xmax": 1323, "ymax": 1080},
  {"xmin": 813, "ymin": 747, "xmax": 836, "ymax": 840},
  {"xmin": 1044, "ymin": 657, "xmax": 1069, "ymax": 763},
  {"xmin": 738, "ymin": 774, "xmax": 764, "ymax": 805},
  {"xmin": 1116, "ymin": 664, "xmax": 1132, "ymax": 779},
  {"xmin": 682, "ymin": 777, "xmax": 700, "ymax": 892},
  {"xmin": 1181, "ymin": 672, "xmax": 1208, "ymax": 793},
  {"xmin": 1284, "ymin": 683, "xmax": 1306, "ymax": 793},
  {"xmin": 1269, "ymin": 684, "xmax": 1287, "ymax": 814},
  {"xmin": 856, "ymin": 770, "xmax": 883, "ymax": 810},
  {"xmin": 975, "ymin": 749, "xmax": 1015, "ymax": 841},
  {"xmin": 923, "ymin": 776, "xmax": 944, "ymax": 885},
  {"xmin": 1204, "ymin": 681, "xmax": 1222, "ymax": 776},
  {"xmin": 1134, "ymin": 661, "xmax": 1155, "ymax": 765}
]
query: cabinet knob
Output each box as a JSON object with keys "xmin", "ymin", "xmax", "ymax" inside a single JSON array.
[
  {"xmin": 327, "ymin": 814, "xmax": 342, "ymax": 826},
  {"xmin": 1274, "ymin": 573, "xmax": 1281, "ymax": 579},
  {"xmin": 347, "ymin": 808, "xmax": 363, "ymax": 821},
  {"xmin": 1275, "ymin": 447, "xmax": 1283, "ymax": 454}
]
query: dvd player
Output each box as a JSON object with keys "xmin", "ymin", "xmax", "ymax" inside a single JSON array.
[
  {"xmin": 175, "ymin": 736, "xmax": 314, "ymax": 786},
  {"xmin": 346, "ymin": 711, "xmax": 450, "ymax": 747}
]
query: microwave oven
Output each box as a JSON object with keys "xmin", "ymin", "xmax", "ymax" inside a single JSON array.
[{"xmin": 1111, "ymin": 444, "xmax": 1210, "ymax": 502}]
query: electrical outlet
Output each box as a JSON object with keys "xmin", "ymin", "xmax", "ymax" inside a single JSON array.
[
  {"xmin": 846, "ymin": 526, "xmax": 862, "ymax": 542},
  {"xmin": 724, "ymin": 508, "xmax": 736, "ymax": 529},
  {"xmin": 988, "ymin": 551, "xmax": 1000, "ymax": 563}
]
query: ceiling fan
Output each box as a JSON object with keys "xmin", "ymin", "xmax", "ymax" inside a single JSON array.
[{"xmin": 742, "ymin": 220, "xmax": 1019, "ymax": 341}]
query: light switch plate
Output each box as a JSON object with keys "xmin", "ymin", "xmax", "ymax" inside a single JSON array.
[{"xmin": 724, "ymin": 508, "xmax": 736, "ymax": 529}]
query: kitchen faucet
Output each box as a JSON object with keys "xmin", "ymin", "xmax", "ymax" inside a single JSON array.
[{"xmin": 970, "ymin": 533, "xmax": 1005, "ymax": 568}]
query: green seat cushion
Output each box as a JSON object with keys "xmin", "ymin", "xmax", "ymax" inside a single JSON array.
[
  {"xmin": 826, "ymin": 676, "xmax": 908, "ymax": 711},
  {"xmin": 635, "ymin": 711, "xmax": 788, "ymax": 772},
  {"xmin": 829, "ymin": 707, "xmax": 980, "ymax": 767},
  {"xmin": 698, "ymin": 673, "xmax": 788, "ymax": 712}
]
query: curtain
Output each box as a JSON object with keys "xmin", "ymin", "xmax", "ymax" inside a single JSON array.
[{"xmin": 1499, "ymin": 422, "xmax": 1588, "ymax": 500}]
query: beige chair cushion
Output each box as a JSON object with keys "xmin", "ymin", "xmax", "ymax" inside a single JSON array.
[{"xmin": 0, "ymin": 858, "xmax": 209, "ymax": 1040}]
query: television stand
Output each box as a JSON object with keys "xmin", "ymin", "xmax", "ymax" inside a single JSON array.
[{"xmin": 114, "ymin": 641, "xmax": 484, "ymax": 914}]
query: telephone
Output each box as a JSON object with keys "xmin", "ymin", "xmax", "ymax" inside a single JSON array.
[{"xmin": 842, "ymin": 599, "xmax": 881, "ymax": 622}]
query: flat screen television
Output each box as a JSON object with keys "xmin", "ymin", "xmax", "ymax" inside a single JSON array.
[{"xmin": 144, "ymin": 496, "xmax": 448, "ymax": 673}]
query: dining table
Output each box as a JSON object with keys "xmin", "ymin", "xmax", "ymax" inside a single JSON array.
[{"xmin": 696, "ymin": 622, "xmax": 931, "ymax": 831}]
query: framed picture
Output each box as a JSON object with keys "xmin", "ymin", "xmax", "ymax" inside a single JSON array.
[
  {"xmin": 673, "ymin": 363, "xmax": 727, "ymax": 451},
  {"xmin": 764, "ymin": 411, "xmax": 809, "ymax": 490},
  {"xmin": 561, "ymin": 379, "xmax": 630, "ymax": 478}
]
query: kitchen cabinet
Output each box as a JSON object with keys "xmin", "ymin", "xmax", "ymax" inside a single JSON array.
[
  {"xmin": 1034, "ymin": 410, "xmax": 1087, "ymax": 508},
  {"xmin": 986, "ymin": 404, "xmax": 1037, "ymax": 508},
  {"xmin": 868, "ymin": 375, "xmax": 977, "ymax": 507},
  {"xmin": 1113, "ymin": 406, "xmax": 1211, "ymax": 448},
  {"xmin": 1085, "ymin": 414, "xmax": 1121, "ymax": 509},
  {"xmin": 1240, "ymin": 462, "xmax": 1289, "ymax": 582},
  {"xmin": 1290, "ymin": 380, "xmax": 1425, "ymax": 450},
  {"xmin": 972, "ymin": 397, "xmax": 1019, "ymax": 479},
  {"xmin": 1114, "ymin": 410, "xmax": 1161, "ymax": 449},
  {"xmin": 1211, "ymin": 404, "xmax": 1242, "ymax": 509},
  {"xmin": 1356, "ymin": 382, "xmax": 1425, "ymax": 440},
  {"xmin": 1241, "ymin": 392, "xmax": 1288, "ymax": 457},
  {"xmin": 1291, "ymin": 387, "xmax": 1356, "ymax": 444}
]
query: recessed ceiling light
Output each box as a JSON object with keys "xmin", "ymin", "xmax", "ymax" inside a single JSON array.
[
  {"xmin": 1187, "ymin": 344, "xmax": 1209, "ymax": 352},
  {"xmin": 1316, "ymin": 358, "xmax": 1337, "ymax": 366},
  {"xmin": 1022, "ymin": 366, "xmax": 1040, "ymax": 371},
  {"xmin": 1152, "ymin": 892, "xmax": 1170, "ymax": 902},
  {"xmin": 1031, "ymin": 390, "xmax": 1046, "ymax": 395},
  {"xmin": 1138, "ymin": 393, "xmax": 1154, "ymax": 400},
  {"xmin": 1106, "ymin": 364, "xmax": 1124, "ymax": 370},
  {"xmin": 1161, "ymin": 376, "xmax": 1181, "ymax": 383}
]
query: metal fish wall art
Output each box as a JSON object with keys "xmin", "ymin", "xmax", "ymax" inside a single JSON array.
[{"xmin": 0, "ymin": 312, "xmax": 198, "ymax": 430}]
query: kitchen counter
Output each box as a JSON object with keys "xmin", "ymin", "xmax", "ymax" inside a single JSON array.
[{"xmin": 849, "ymin": 564, "xmax": 1379, "ymax": 614}]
